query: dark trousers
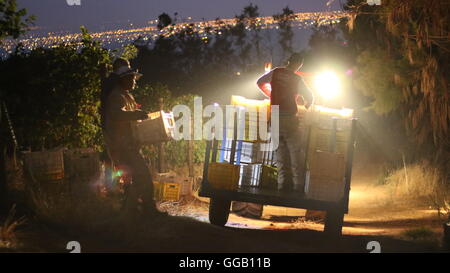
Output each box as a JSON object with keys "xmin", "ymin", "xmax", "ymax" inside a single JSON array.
[{"xmin": 112, "ymin": 146, "xmax": 155, "ymax": 212}]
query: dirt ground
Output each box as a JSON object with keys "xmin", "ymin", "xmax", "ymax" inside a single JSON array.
[{"xmin": 1, "ymin": 167, "xmax": 447, "ymax": 253}]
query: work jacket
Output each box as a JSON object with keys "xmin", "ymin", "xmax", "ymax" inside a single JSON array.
[{"xmin": 103, "ymin": 86, "xmax": 143, "ymax": 155}]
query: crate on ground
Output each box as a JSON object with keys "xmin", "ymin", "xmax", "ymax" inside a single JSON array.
[
  {"xmin": 132, "ymin": 110, "xmax": 175, "ymax": 146},
  {"xmin": 179, "ymin": 178, "xmax": 193, "ymax": 196},
  {"xmin": 162, "ymin": 182, "xmax": 181, "ymax": 201},
  {"xmin": 155, "ymin": 172, "xmax": 176, "ymax": 183},
  {"xmin": 207, "ymin": 162, "xmax": 239, "ymax": 191},
  {"xmin": 154, "ymin": 172, "xmax": 192, "ymax": 197},
  {"xmin": 260, "ymin": 165, "xmax": 278, "ymax": 189},
  {"xmin": 22, "ymin": 149, "xmax": 64, "ymax": 182},
  {"xmin": 153, "ymin": 181, "xmax": 163, "ymax": 201},
  {"xmin": 64, "ymin": 148, "xmax": 101, "ymax": 182}
]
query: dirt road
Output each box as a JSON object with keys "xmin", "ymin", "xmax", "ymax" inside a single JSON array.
[{"xmin": 2, "ymin": 176, "xmax": 447, "ymax": 253}]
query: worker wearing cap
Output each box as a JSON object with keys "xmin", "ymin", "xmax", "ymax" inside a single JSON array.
[
  {"xmin": 257, "ymin": 53, "xmax": 314, "ymax": 194},
  {"xmin": 103, "ymin": 64, "xmax": 162, "ymax": 216},
  {"xmin": 100, "ymin": 58, "xmax": 130, "ymax": 190}
]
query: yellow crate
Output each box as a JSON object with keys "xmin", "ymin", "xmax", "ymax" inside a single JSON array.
[
  {"xmin": 162, "ymin": 182, "xmax": 181, "ymax": 201},
  {"xmin": 260, "ymin": 165, "xmax": 278, "ymax": 189},
  {"xmin": 207, "ymin": 162, "xmax": 240, "ymax": 190}
]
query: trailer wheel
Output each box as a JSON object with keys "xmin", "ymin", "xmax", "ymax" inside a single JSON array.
[
  {"xmin": 324, "ymin": 208, "xmax": 345, "ymax": 236},
  {"xmin": 231, "ymin": 202, "xmax": 263, "ymax": 219},
  {"xmin": 209, "ymin": 198, "xmax": 231, "ymax": 227}
]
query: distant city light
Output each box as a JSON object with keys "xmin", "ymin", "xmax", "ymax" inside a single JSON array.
[{"xmin": 0, "ymin": 10, "xmax": 350, "ymax": 58}]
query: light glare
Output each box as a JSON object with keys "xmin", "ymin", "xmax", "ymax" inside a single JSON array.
[{"xmin": 313, "ymin": 71, "xmax": 341, "ymax": 99}]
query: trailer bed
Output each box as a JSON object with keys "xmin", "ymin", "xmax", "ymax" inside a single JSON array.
[{"xmin": 200, "ymin": 184, "xmax": 339, "ymax": 211}]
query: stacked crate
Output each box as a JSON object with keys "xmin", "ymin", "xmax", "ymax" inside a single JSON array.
[
  {"xmin": 306, "ymin": 151, "xmax": 346, "ymax": 202},
  {"xmin": 64, "ymin": 148, "xmax": 101, "ymax": 183},
  {"xmin": 153, "ymin": 172, "xmax": 181, "ymax": 201},
  {"xmin": 239, "ymin": 164, "xmax": 262, "ymax": 187},
  {"xmin": 308, "ymin": 127, "xmax": 350, "ymax": 160},
  {"xmin": 64, "ymin": 148, "xmax": 101, "ymax": 196},
  {"xmin": 22, "ymin": 149, "xmax": 65, "ymax": 182},
  {"xmin": 207, "ymin": 162, "xmax": 240, "ymax": 191}
]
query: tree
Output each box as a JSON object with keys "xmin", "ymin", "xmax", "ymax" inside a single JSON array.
[
  {"xmin": 0, "ymin": 0, "xmax": 34, "ymax": 40},
  {"xmin": 243, "ymin": 3, "xmax": 262, "ymax": 61},
  {"xmin": 342, "ymin": 0, "xmax": 450, "ymax": 172},
  {"xmin": 0, "ymin": 27, "xmax": 110, "ymax": 151},
  {"xmin": 157, "ymin": 13, "xmax": 172, "ymax": 31},
  {"xmin": 0, "ymin": 0, "xmax": 34, "ymax": 209},
  {"xmin": 273, "ymin": 6, "xmax": 295, "ymax": 62}
]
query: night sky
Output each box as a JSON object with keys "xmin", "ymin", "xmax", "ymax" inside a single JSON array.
[{"xmin": 17, "ymin": 0, "xmax": 342, "ymax": 32}]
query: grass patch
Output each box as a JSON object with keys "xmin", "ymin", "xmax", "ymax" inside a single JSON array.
[
  {"xmin": 383, "ymin": 162, "xmax": 449, "ymax": 220},
  {"xmin": 0, "ymin": 204, "xmax": 27, "ymax": 249}
]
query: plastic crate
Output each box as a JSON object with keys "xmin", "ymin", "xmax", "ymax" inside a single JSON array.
[
  {"xmin": 308, "ymin": 127, "xmax": 350, "ymax": 165},
  {"xmin": 207, "ymin": 162, "xmax": 240, "ymax": 191},
  {"xmin": 132, "ymin": 110, "xmax": 175, "ymax": 146},
  {"xmin": 309, "ymin": 151, "xmax": 345, "ymax": 180},
  {"xmin": 64, "ymin": 148, "xmax": 100, "ymax": 182},
  {"xmin": 179, "ymin": 178, "xmax": 193, "ymax": 196},
  {"xmin": 153, "ymin": 181, "xmax": 163, "ymax": 201},
  {"xmin": 239, "ymin": 164, "xmax": 262, "ymax": 187},
  {"xmin": 305, "ymin": 175, "xmax": 345, "ymax": 202},
  {"xmin": 22, "ymin": 150, "xmax": 64, "ymax": 182},
  {"xmin": 260, "ymin": 165, "xmax": 278, "ymax": 189},
  {"xmin": 162, "ymin": 182, "xmax": 181, "ymax": 201}
]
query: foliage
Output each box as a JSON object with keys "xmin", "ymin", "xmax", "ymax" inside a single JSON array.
[
  {"xmin": 402, "ymin": 227, "xmax": 435, "ymax": 241},
  {"xmin": 133, "ymin": 4, "xmax": 285, "ymax": 99},
  {"xmin": 342, "ymin": 0, "xmax": 450, "ymax": 169},
  {"xmin": 354, "ymin": 49, "xmax": 408, "ymax": 114},
  {"xmin": 0, "ymin": 27, "xmax": 110, "ymax": 150},
  {"xmin": 273, "ymin": 6, "xmax": 295, "ymax": 62},
  {"xmin": 0, "ymin": 0, "xmax": 34, "ymax": 41}
]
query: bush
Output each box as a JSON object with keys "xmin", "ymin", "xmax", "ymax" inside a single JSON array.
[{"xmin": 0, "ymin": 28, "xmax": 110, "ymax": 151}]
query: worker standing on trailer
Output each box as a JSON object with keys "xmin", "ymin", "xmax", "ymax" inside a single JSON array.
[
  {"xmin": 257, "ymin": 53, "xmax": 314, "ymax": 194},
  {"xmin": 103, "ymin": 63, "xmax": 164, "ymax": 216}
]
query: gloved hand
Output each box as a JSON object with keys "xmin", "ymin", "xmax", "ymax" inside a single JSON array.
[{"xmin": 134, "ymin": 110, "xmax": 149, "ymax": 120}]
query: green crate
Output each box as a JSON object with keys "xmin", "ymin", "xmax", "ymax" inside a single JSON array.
[{"xmin": 260, "ymin": 165, "xmax": 278, "ymax": 189}]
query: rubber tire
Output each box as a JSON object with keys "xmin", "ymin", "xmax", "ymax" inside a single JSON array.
[
  {"xmin": 324, "ymin": 208, "xmax": 345, "ymax": 237},
  {"xmin": 231, "ymin": 202, "xmax": 264, "ymax": 219},
  {"xmin": 209, "ymin": 198, "xmax": 231, "ymax": 227}
]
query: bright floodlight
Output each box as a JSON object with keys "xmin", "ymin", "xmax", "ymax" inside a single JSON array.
[{"xmin": 313, "ymin": 71, "xmax": 341, "ymax": 99}]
